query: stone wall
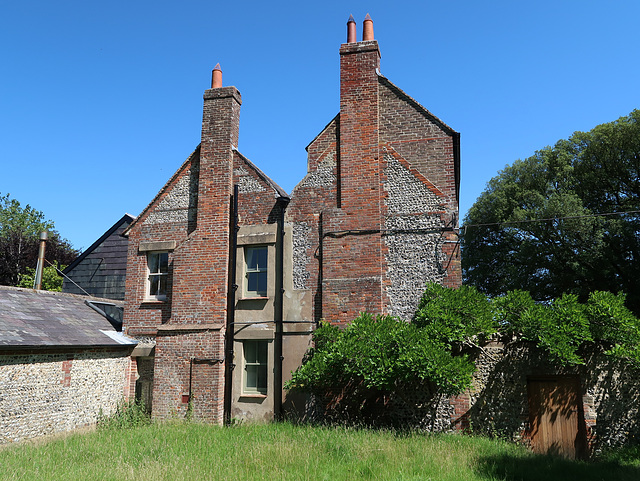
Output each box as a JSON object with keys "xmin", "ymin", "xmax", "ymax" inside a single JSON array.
[
  {"xmin": 458, "ymin": 342, "xmax": 640, "ymax": 452},
  {"xmin": 305, "ymin": 342, "xmax": 640, "ymax": 453},
  {"xmin": 382, "ymin": 152, "xmax": 446, "ymax": 320},
  {"xmin": 0, "ymin": 349, "xmax": 132, "ymax": 444}
]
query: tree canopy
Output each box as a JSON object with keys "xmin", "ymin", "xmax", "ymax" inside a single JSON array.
[
  {"xmin": 462, "ymin": 110, "xmax": 640, "ymax": 315},
  {"xmin": 0, "ymin": 193, "xmax": 78, "ymax": 288}
]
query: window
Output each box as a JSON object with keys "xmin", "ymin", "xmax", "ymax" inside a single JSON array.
[
  {"xmin": 147, "ymin": 251, "xmax": 168, "ymax": 300},
  {"xmin": 243, "ymin": 340, "xmax": 268, "ymax": 395},
  {"xmin": 245, "ymin": 246, "xmax": 267, "ymax": 297}
]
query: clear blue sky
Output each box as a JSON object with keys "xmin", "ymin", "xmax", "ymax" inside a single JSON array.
[{"xmin": 2, "ymin": 1, "xmax": 639, "ymax": 251}]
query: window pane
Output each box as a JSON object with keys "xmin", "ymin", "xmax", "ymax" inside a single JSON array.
[
  {"xmin": 245, "ymin": 341, "xmax": 257, "ymax": 363},
  {"xmin": 256, "ymin": 271, "xmax": 267, "ymax": 295},
  {"xmin": 247, "ymin": 246, "xmax": 267, "ymax": 270},
  {"xmin": 257, "ymin": 364, "xmax": 267, "ymax": 391},
  {"xmin": 150, "ymin": 276, "xmax": 160, "ymax": 296},
  {"xmin": 246, "ymin": 365, "xmax": 257, "ymax": 389},
  {"xmin": 158, "ymin": 274, "xmax": 167, "ymax": 296},
  {"xmin": 148, "ymin": 253, "xmax": 159, "ymax": 273},
  {"xmin": 247, "ymin": 272, "xmax": 257, "ymax": 294},
  {"xmin": 257, "ymin": 340, "xmax": 267, "ymax": 363},
  {"xmin": 158, "ymin": 252, "xmax": 168, "ymax": 272}
]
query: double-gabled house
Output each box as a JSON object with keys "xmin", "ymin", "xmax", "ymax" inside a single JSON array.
[{"xmin": 123, "ymin": 15, "xmax": 461, "ymax": 423}]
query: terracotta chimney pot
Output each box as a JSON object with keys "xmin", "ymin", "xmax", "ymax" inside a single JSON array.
[
  {"xmin": 362, "ymin": 13, "xmax": 374, "ymax": 41},
  {"xmin": 211, "ymin": 63, "xmax": 222, "ymax": 88},
  {"xmin": 347, "ymin": 14, "xmax": 356, "ymax": 43}
]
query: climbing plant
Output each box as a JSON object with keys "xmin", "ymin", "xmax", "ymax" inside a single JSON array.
[{"xmin": 286, "ymin": 283, "xmax": 640, "ymax": 418}]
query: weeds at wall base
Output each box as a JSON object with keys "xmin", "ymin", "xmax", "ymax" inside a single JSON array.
[{"xmin": 97, "ymin": 399, "xmax": 151, "ymax": 430}]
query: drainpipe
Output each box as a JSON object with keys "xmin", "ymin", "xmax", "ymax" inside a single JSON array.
[
  {"xmin": 274, "ymin": 196, "xmax": 289, "ymax": 420},
  {"xmin": 223, "ymin": 184, "xmax": 239, "ymax": 425},
  {"xmin": 33, "ymin": 231, "xmax": 48, "ymax": 290}
]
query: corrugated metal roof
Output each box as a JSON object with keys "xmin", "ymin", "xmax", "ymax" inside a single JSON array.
[{"xmin": 0, "ymin": 286, "xmax": 136, "ymax": 348}]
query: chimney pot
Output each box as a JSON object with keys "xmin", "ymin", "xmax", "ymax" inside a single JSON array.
[
  {"xmin": 363, "ymin": 13, "xmax": 374, "ymax": 41},
  {"xmin": 211, "ymin": 63, "xmax": 222, "ymax": 89},
  {"xmin": 347, "ymin": 14, "xmax": 356, "ymax": 43}
]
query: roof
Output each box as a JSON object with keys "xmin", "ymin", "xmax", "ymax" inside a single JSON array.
[
  {"xmin": 63, "ymin": 213, "xmax": 134, "ymax": 274},
  {"xmin": 0, "ymin": 286, "xmax": 137, "ymax": 349}
]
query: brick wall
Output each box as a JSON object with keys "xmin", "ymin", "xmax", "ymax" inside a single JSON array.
[
  {"xmin": 152, "ymin": 328, "xmax": 225, "ymax": 422},
  {"xmin": 287, "ymin": 37, "xmax": 461, "ymax": 326},
  {"xmin": 124, "ymin": 73, "xmax": 287, "ymax": 423}
]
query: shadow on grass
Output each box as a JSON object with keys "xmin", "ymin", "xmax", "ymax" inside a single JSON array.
[{"xmin": 474, "ymin": 452, "xmax": 640, "ymax": 481}]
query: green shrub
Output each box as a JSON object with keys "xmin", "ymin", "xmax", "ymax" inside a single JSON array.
[{"xmin": 287, "ymin": 283, "xmax": 640, "ymax": 424}]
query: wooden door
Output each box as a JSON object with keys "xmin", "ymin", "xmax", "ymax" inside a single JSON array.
[{"xmin": 527, "ymin": 376, "xmax": 587, "ymax": 459}]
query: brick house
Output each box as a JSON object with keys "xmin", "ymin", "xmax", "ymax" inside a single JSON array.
[{"xmin": 123, "ymin": 15, "xmax": 461, "ymax": 423}]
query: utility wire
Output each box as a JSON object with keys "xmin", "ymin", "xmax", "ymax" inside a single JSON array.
[
  {"xmin": 461, "ymin": 209, "xmax": 640, "ymax": 231},
  {"xmin": 44, "ymin": 258, "xmax": 92, "ymax": 297}
]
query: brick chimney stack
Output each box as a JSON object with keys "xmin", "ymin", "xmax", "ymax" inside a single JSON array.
[
  {"xmin": 170, "ymin": 67, "xmax": 241, "ymax": 325},
  {"xmin": 338, "ymin": 14, "xmax": 380, "ymax": 214},
  {"xmin": 321, "ymin": 15, "xmax": 384, "ymax": 324}
]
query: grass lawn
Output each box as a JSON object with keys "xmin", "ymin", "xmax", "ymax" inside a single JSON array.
[{"xmin": 1, "ymin": 423, "xmax": 639, "ymax": 481}]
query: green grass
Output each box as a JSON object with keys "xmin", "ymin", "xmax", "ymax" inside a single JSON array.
[{"xmin": 1, "ymin": 423, "xmax": 638, "ymax": 481}]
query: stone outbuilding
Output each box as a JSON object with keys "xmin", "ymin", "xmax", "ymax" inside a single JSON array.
[{"xmin": 0, "ymin": 286, "xmax": 137, "ymax": 444}]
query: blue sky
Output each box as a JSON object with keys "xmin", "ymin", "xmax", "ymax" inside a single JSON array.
[{"xmin": 2, "ymin": 1, "xmax": 639, "ymax": 251}]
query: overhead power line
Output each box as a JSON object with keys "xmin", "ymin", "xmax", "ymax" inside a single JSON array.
[{"xmin": 462, "ymin": 209, "xmax": 640, "ymax": 231}]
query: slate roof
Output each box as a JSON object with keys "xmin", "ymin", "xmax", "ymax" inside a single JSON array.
[
  {"xmin": 0, "ymin": 286, "xmax": 136, "ymax": 349},
  {"xmin": 63, "ymin": 213, "xmax": 134, "ymax": 274},
  {"xmin": 62, "ymin": 213, "xmax": 134, "ymax": 300}
]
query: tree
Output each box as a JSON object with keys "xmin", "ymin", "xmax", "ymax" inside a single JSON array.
[
  {"xmin": 462, "ymin": 110, "xmax": 640, "ymax": 315},
  {"xmin": 0, "ymin": 193, "xmax": 79, "ymax": 288},
  {"xmin": 17, "ymin": 265, "xmax": 66, "ymax": 292}
]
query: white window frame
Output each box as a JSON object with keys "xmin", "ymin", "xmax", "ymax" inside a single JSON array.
[
  {"xmin": 242, "ymin": 340, "xmax": 268, "ymax": 395},
  {"xmin": 146, "ymin": 251, "xmax": 169, "ymax": 301},
  {"xmin": 244, "ymin": 245, "xmax": 268, "ymax": 298}
]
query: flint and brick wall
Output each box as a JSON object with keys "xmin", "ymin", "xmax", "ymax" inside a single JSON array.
[
  {"xmin": 124, "ymin": 74, "xmax": 288, "ymax": 423},
  {"xmin": 376, "ymin": 342, "xmax": 640, "ymax": 453},
  {"xmin": 0, "ymin": 349, "xmax": 133, "ymax": 444},
  {"xmin": 287, "ymin": 40, "xmax": 461, "ymax": 325}
]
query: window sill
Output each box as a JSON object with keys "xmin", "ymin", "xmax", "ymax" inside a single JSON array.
[
  {"xmin": 239, "ymin": 393, "xmax": 267, "ymax": 399},
  {"xmin": 238, "ymin": 296, "xmax": 269, "ymax": 301},
  {"xmin": 141, "ymin": 299, "xmax": 166, "ymax": 305}
]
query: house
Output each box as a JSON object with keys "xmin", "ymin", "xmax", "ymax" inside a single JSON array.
[
  {"xmin": 62, "ymin": 213, "xmax": 134, "ymax": 302},
  {"xmin": 122, "ymin": 14, "xmax": 461, "ymax": 423},
  {"xmin": 0, "ymin": 286, "xmax": 137, "ymax": 444}
]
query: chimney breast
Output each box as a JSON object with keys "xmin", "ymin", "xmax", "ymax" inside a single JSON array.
[
  {"xmin": 211, "ymin": 63, "xmax": 222, "ymax": 88},
  {"xmin": 347, "ymin": 14, "xmax": 356, "ymax": 43},
  {"xmin": 362, "ymin": 13, "xmax": 374, "ymax": 41}
]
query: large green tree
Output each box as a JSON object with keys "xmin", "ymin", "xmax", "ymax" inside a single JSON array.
[
  {"xmin": 0, "ymin": 193, "xmax": 79, "ymax": 288},
  {"xmin": 462, "ymin": 110, "xmax": 640, "ymax": 315}
]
